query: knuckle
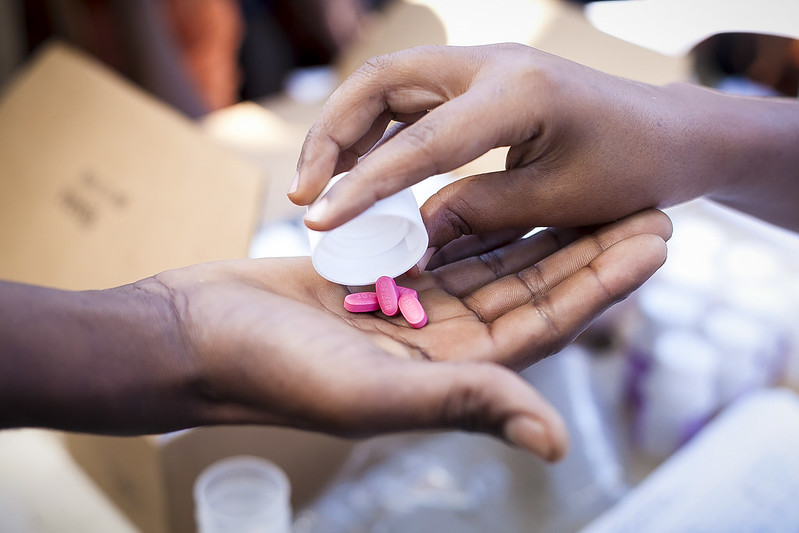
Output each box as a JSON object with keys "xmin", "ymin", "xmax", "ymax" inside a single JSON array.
[
  {"xmin": 441, "ymin": 202, "xmax": 473, "ymax": 240},
  {"xmin": 494, "ymin": 41, "xmax": 526, "ymax": 53},
  {"xmin": 517, "ymin": 264, "xmax": 550, "ymax": 299},
  {"xmin": 303, "ymin": 122, "xmax": 325, "ymax": 146},
  {"xmin": 587, "ymin": 261, "xmax": 616, "ymax": 302},
  {"xmin": 432, "ymin": 186, "xmax": 481, "ymax": 240},
  {"xmin": 533, "ymin": 297, "xmax": 563, "ymax": 347},
  {"xmin": 439, "ymin": 374, "xmax": 494, "ymax": 433},
  {"xmin": 478, "ymin": 249, "xmax": 507, "ymax": 279},
  {"xmin": 439, "ymin": 367, "xmax": 517, "ymax": 436},
  {"xmin": 400, "ymin": 121, "xmax": 438, "ymax": 158},
  {"xmin": 357, "ymin": 53, "xmax": 394, "ymax": 78},
  {"xmin": 586, "ymin": 233, "xmax": 607, "ymax": 255},
  {"xmin": 303, "ymin": 120, "xmax": 342, "ymax": 156}
]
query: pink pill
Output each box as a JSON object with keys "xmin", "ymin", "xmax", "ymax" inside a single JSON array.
[
  {"xmin": 397, "ymin": 286, "xmax": 418, "ymax": 299},
  {"xmin": 343, "ymin": 292, "xmax": 380, "ymax": 313},
  {"xmin": 375, "ymin": 276, "xmax": 400, "ymax": 316},
  {"xmin": 399, "ymin": 292, "xmax": 428, "ymax": 329}
]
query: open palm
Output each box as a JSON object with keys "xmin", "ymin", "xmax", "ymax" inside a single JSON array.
[{"xmin": 155, "ymin": 209, "xmax": 670, "ymax": 460}]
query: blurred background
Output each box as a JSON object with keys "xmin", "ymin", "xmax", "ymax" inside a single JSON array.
[
  {"xmin": 0, "ymin": 0, "xmax": 394, "ymax": 117},
  {"xmin": 3, "ymin": 0, "xmax": 798, "ymax": 114},
  {"xmin": 1, "ymin": 0, "xmax": 799, "ymax": 532}
]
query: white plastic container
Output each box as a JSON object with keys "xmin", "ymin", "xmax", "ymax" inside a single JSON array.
[
  {"xmin": 307, "ymin": 173, "xmax": 428, "ymax": 286},
  {"xmin": 701, "ymin": 307, "xmax": 785, "ymax": 404},
  {"xmin": 194, "ymin": 456, "xmax": 292, "ymax": 533},
  {"xmin": 635, "ymin": 329, "xmax": 721, "ymax": 460}
]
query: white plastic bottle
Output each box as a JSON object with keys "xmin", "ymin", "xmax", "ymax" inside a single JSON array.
[
  {"xmin": 701, "ymin": 306, "xmax": 786, "ymax": 404},
  {"xmin": 634, "ymin": 329, "xmax": 721, "ymax": 461}
]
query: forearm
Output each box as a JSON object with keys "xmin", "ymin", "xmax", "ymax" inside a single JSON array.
[
  {"xmin": 0, "ymin": 279, "xmax": 204, "ymax": 434},
  {"xmin": 666, "ymin": 82, "xmax": 799, "ymax": 232}
]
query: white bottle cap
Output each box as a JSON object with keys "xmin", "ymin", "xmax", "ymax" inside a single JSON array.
[{"xmin": 307, "ymin": 173, "xmax": 429, "ymax": 286}]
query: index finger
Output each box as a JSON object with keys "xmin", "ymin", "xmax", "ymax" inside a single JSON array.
[
  {"xmin": 292, "ymin": 45, "xmax": 471, "ymax": 206},
  {"xmin": 294, "ymin": 45, "xmax": 539, "ymax": 231},
  {"xmin": 302, "ymin": 86, "xmax": 527, "ymax": 232}
]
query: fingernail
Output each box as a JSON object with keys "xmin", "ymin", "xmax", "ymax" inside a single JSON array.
[
  {"xmin": 305, "ymin": 196, "xmax": 330, "ymax": 223},
  {"xmin": 288, "ymin": 171, "xmax": 299, "ymax": 195},
  {"xmin": 415, "ymin": 247, "xmax": 437, "ymax": 273},
  {"xmin": 504, "ymin": 416, "xmax": 555, "ymax": 461}
]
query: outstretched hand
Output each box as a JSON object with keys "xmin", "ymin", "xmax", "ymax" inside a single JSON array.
[
  {"xmin": 150, "ymin": 209, "xmax": 670, "ymax": 461},
  {"xmin": 1, "ymin": 209, "xmax": 668, "ymax": 461}
]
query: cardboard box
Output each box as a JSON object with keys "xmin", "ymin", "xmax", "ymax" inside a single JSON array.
[
  {"xmin": 199, "ymin": 98, "xmax": 319, "ymax": 228},
  {"xmin": 66, "ymin": 427, "xmax": 355, "ymax": 533},
  {"xmin": 0, "ymin": 42, "xmax": 263, "ymax": 290},
  {"xmin": 1, "ymin": 42, "xmax": 355, "ymax": 533}
]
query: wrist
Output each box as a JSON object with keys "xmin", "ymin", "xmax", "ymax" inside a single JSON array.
[
  {"xmin": 664, "ymin": 82, "xmax": 799, "ymax": 229},
  {"xmin": 114, "ymin": 277, "xmax": 207, "ymax": 431},
  {"xmin": 652, "ymin": 82, "xmax": 738, "ymax": 200},
  {"xmin": 0, "ymin": 278, "xmax": 203, "ymax": 434}
]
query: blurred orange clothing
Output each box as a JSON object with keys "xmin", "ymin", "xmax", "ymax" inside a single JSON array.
[{"xmin": 165, "ymin": 0, "xmax": 243, "ymax": 111}]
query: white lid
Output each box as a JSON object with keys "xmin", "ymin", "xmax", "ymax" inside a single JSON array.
[{"xmin": 307, "ymin": 173, "xmax": 429, "ymax": 286}]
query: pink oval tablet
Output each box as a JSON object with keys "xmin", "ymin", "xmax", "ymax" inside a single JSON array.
[
  {"xmin": 399, "ymin": 292, "xmax": 428, "ymax": 328},
  {"xmin": 375, "ymin": 276, "xmax": 400, "ymax": 316},
  {"xmin": 344, "ymin": 292, "xmax": 380, "ymax": 313},
  {"xmin": 397, "ymin": 286, "xmax": 418, "ymax": 299}
]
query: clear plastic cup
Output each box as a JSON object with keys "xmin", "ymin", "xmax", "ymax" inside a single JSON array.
[{"xmin": 193, "ymin": 455, "xmax": 292, "ymax": 533}]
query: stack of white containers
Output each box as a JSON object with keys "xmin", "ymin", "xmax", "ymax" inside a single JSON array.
[{"xmin": 623, "ymin": 199, "xmax": 798, "ymax": 461}]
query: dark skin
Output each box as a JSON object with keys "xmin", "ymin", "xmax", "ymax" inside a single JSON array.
[
  {"xmin": 291, "ymin": 43, "xmax": 799, "ymax": 245},
  {"xmin": 0, "ymin": 209, "xmax": 671, "ymax": 462}
]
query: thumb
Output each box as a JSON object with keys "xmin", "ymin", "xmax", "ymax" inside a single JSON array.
[
  {"xmin": 381, "ymin": 361, "xmax": 570, "ymax": 462},
  {"xmin": 422, "ymin": 170, "xmax": 540, "ymax": 250}
]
